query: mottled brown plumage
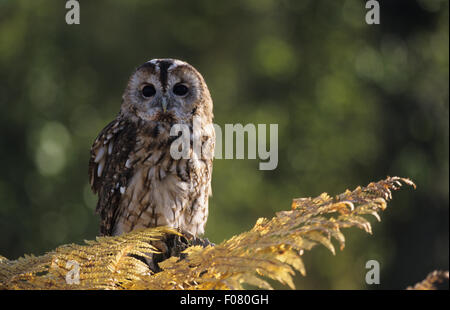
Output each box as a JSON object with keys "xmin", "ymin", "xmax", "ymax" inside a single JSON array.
[{"xmin": 89, "ymin": 59, "xmax": 214, "ymax": 237}]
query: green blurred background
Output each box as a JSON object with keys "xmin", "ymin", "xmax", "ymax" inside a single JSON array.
[{"xmin": 0, "ymin": 0, "xmax": 448, "ymax": 289}]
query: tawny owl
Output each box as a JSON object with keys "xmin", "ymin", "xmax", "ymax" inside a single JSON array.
[{"xmin": 89, "ymin": 59, "xmax": 214, "ymax": 238}]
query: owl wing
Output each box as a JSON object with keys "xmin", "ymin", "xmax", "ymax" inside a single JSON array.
[{"xmin": 89, "ymin": 118, "xmax": 137, "ymax": 235}]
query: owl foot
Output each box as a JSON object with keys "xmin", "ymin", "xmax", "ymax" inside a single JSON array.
[
  {"xmin": 137, "ymin": 232, "xmax": 215, "ymax": 273},
  {"xmin": 189, "ymin": 236, "xmax": 215, "ymax": 248}
]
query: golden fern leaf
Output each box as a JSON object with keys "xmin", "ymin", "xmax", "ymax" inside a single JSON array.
[
  {"xmin": 0, "ymin": 227, "xmax": 179, "ymax": 289},
  {"xmin": 127, "ymin": 176, "xmax": 415, "ymax": 290},
  {"xmin": 407, "ymin": 270, "xmax": 449, "ymax": 290},
  {"xmin": 0, "ymin": 176, "xmax": 415, "ymax": 290}
]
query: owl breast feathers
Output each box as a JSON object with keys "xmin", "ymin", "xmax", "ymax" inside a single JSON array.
[{"xmin": 89, "ymin": 59, "xmax": 214, "ymax": 237}]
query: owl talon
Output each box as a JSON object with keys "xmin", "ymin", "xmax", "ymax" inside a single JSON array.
[{"xmin": 190, "ymin": 236, "xmax": 215, "ymax": 248}]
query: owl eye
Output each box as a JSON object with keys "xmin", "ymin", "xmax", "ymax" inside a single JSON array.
[
  {"xmin": 173, "ymin": 83, "xmax": 189, "ymax": 96},
  {"xmin": 141, "ymin": 85, "xmax": 156, "ymax": 98}
]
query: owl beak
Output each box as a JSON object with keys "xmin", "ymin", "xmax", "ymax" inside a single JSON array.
[{"xmin": 161, "ymin": 97, "xmax": 168, "ymax": 113}]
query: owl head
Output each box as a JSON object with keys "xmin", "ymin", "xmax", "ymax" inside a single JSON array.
[{"xmin": 120, "ymin": 59, "xmax": 213, "ymax": 127}]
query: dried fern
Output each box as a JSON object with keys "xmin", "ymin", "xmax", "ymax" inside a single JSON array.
[
  {"xmin": 0, "ymin": 176, "xmax": 415, "ymax": 290},
  {"xmin": 0, "ymin": 227, "xmax": 178, "ymax": 289},
  {"xmin": 407, "ymin": 270, "xmax": 449, "ymax": 290}
]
